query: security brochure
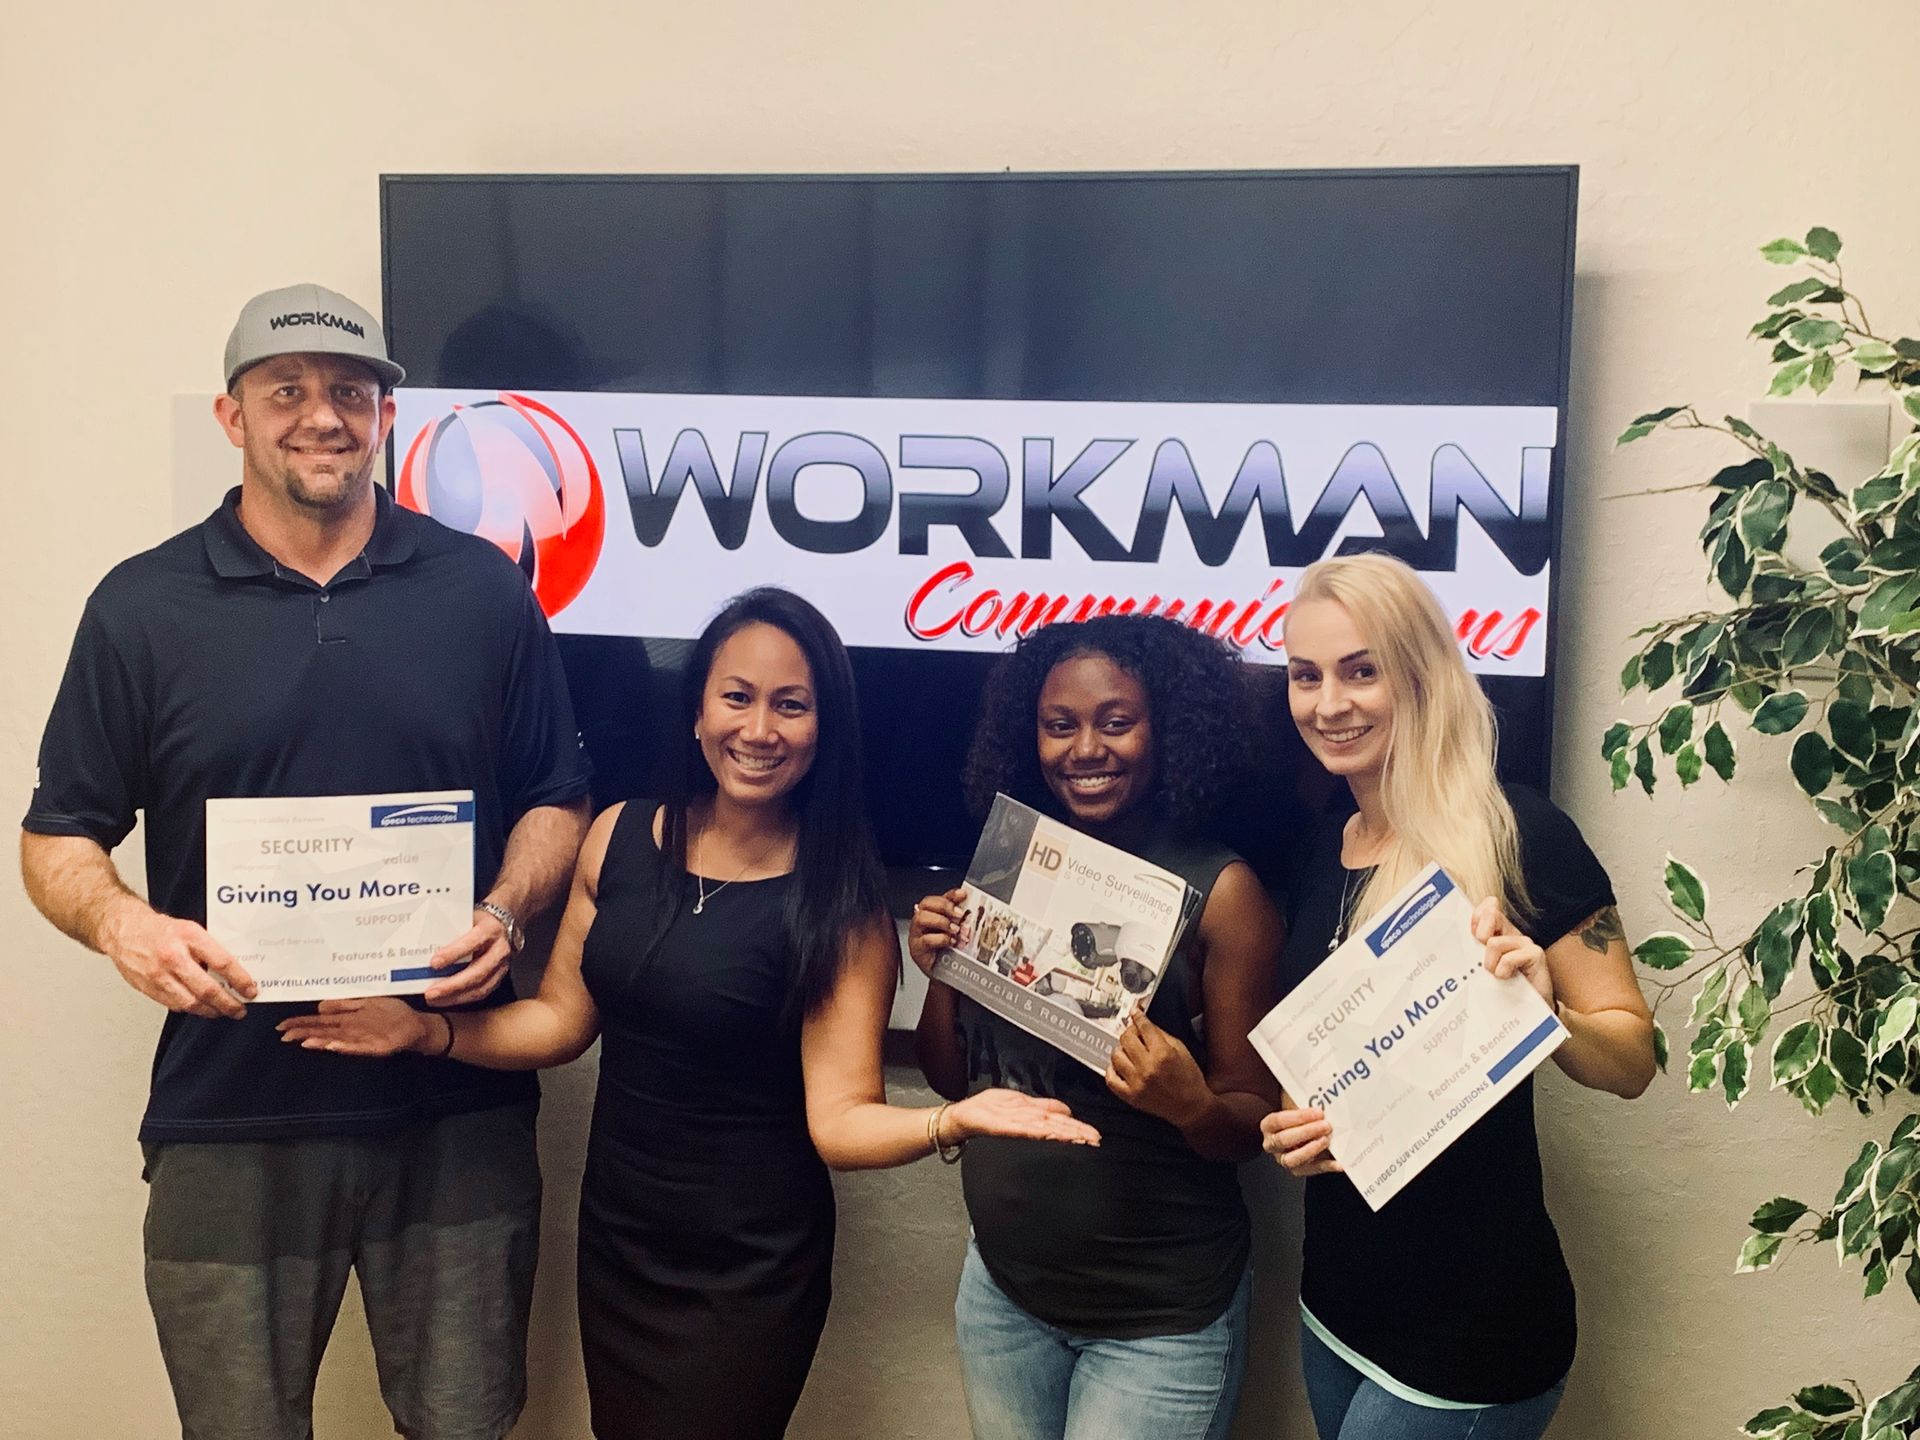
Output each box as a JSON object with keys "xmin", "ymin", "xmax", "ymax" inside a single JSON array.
[
  {"xmin": 205, "ymin": 791, "xmax": 475, "ymax": 1001},
  {"xmin": 932, "ymin": 792, "xmax": 1202, "ymax": 1072},
  {"xmin": 1249, "ymin": 864, "xmax": 1567, "ymax": 1211}
]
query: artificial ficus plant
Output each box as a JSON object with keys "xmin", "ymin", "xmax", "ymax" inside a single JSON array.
[{"xmin": 1609, "ymin": 227, "xmax": 1920, "ymax": 1439}]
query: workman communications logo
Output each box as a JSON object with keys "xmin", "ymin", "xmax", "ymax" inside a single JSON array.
[{"xmin": 398, "ymin": 394, "xmax": 606, "ymax": 616}]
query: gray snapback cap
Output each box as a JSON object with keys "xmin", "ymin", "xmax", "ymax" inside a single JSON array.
[{"xmin": 223, "ymin": 283, "xmax": 406, "ymax": 390}]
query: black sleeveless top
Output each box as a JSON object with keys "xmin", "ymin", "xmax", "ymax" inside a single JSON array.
[
  {"xmin": 957, "ymin": 829, "xmax": 1248, "ymax": 1339},
  {"xmin": 579, "ymin": 801, "xmax": 813, "ymax": 1150}
]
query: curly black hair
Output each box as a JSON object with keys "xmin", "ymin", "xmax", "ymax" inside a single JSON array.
[{"xmin": 961, "ymin": 614, "xmax": 1257, "ymax": 837}]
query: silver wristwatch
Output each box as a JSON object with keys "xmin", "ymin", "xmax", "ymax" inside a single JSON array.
[{"xmin": 476, "ymin": 900, "xmax": 525, "ymax": 953}]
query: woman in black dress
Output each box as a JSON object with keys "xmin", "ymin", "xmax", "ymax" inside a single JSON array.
[
  {"xmin": 1262, "ymin": 554, "xmax": 1656, "ymax": 1440},
  {"xmin": 283, "ymin": 587, "xmax": 1096, "ymax": 1438}
]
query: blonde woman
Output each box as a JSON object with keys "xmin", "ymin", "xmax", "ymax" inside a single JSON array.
[{"xmin": 1262, "ymin": 554, "xmax": 1655, "ymax": 1440}]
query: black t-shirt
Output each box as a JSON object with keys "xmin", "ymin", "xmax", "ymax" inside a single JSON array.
[
  {"xmin": 1276, "ymin": 786, "xmax": 1614, "ymax": 1404},
  {"xmin": 958, "ymin": 830, "xmax": 1250, "ymax": 1339},
  {"xmin": 24, "ymin": 488, "xmax": 591, "ymax": 1142}
]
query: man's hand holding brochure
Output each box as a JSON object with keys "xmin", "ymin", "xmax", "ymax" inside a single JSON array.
[{"xmin": 1251, "ymin": 864, "xmax": 1566, "ymax": 1210}]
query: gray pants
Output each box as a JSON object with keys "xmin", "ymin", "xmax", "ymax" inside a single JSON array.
[{"xmin": 142, "ymin": 1105, "xmax": 541, "ymax": 1440}]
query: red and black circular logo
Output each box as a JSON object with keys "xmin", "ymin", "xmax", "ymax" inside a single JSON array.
[{"xmin": 397, "ymin": 394, "xmax": 605, "ymax": 616}]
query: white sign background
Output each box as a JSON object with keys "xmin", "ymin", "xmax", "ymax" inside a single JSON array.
[{"xmin": 394, "ymin": 390, "xmax": 1558, "ymax": 675}]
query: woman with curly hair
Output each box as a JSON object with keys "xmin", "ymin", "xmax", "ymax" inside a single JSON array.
[{"xmin": 909, "ymin": 614, "xmax": 1284, "ymax": 1440}]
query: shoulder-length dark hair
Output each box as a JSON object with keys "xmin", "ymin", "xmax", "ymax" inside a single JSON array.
[
  {"xmin": 656, "ymin": 587, "xmax": 889, "ymax": 1023},
  {"xmin": 961, "ymin": 614, "xmax": 1255, "ymax": 837}
]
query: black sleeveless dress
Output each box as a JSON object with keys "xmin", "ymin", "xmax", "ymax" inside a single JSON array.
[{"xmin": 576, "ymin": 801, "xmax": 835, "ymax": 1439}]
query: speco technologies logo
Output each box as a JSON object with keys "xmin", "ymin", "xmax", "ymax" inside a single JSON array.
[{"xmin": 397, "ymin": 394, "xmax": 605, "ymax": 616}]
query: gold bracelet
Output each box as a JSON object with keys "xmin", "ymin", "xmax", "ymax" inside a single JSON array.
[{"xmin": 929, "ymin": 1100, "xmax": 964, "ymax": 1164}]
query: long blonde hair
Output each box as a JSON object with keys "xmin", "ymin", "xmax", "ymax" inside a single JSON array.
[{"xmin": 1288, "ymin": 553, "xmax": 1530, "ymax": 929}]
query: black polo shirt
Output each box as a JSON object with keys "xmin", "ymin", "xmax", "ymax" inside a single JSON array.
[{"xmin": 25, "ymin": 486, "xmax": 592, "ymax": 1143}]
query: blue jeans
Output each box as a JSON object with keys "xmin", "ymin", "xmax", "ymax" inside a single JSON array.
[
  {"xmin": 1300, "ymin": 1323, "xmax": 1565, "ymax": 1440},
  {"xmin": 954, "ymin": 1240, "xmax": 1251, "ymax": 1440}
]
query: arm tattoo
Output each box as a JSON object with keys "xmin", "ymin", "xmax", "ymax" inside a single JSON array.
[{"xmin": 1577, "ymin": 905, "xmax": 1624, "ymax": 954}]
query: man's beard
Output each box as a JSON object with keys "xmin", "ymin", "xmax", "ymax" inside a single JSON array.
[{"xmin": 268, "ymin": 443, "xmax": 375, "ymax": 513}]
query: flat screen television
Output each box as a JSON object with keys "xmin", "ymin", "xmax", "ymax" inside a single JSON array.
[{"xmin": 381, "ymin": 168, "xmax": 1578, "ymax": 878}]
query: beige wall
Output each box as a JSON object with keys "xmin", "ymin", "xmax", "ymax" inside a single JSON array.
[{"xmin": 4, "ymin": 2, "xmax": 1918, "ymax": 1435}]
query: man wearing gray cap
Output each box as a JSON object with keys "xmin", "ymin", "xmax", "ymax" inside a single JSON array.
[{"xmin": 21, "ymin": 283, "xmax": 592, "ymax": 1439}]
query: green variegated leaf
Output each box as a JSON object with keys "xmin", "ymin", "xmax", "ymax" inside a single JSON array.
[
  {"xmin": 1722, "ymin": 1040, "xmax": 1751, "ymax": 1105},
  {"xmin": 1634, "ymin": 932, "xmax": 1691, "ymax": 970},
  {"xmin": 1766, "ymin": 279, "xmax": 1828, "ymax": 307},
  {"xmin": 1822, "ymin": 536, "xmax": 1868, "ymax": 585},
  {"xmin": 1610, "ymin": 746, "xmax": 1630, "ymax": 792},
  {"xmin": 1780, "ymin": 608, "xmax": 1837, "ymax": 667},
  {"xmin": 1839, "ymin": 1198, "xmax": 1878, "ymax": 1257},
  {"xmin": 1619, "ymin": 651, "xmax": 1642, "ymax": 691},
  {"xmin": 1751, "ymin": 1196, "xmax": 1810, "ymax": 1235},
  {"xmin": 1641, "ymin": 640, "xmax": 1675, "ymax": 690},
  {"xmin": 1715, "ymin": 527, "xmax": 1753, "ymax": 598},
  {"xmin": 1793, "ymin": 732, "xmax": 1837, "ymax": 796},
  {"xmin": 1735, "ymin": 1231, "xmax": 1782, "ymax": 1272},
  {"xmin": 1814, "ymin": 798, "xmax": 1865, "ymax": 833},
  {"xmin": 1854, "ymin": 473, "xmax": 1905, "ymax": 518},
  {"xmin": 1804, "ymin": 226, "xmax": 1842, "ymax": 261},
  {"xmin": 1853, "ymin": 341, "xmax": 1899, "ymax": 373},
  {"xmin": 1800, "ymin": 1061, "xmax": 1838, "ymax": 1113},
  {"xmin": 1658, "ymin": 704, "xmax": 1694, "ymax": 755},
  {"xmin": 1795, "ymin": 1385, "xmax": 1857, "ymax": 1417},
  {"xmin": 1738, "ymin": 479, "xmax": 1794, "ymax": 551},
  {"xmin": 1788, "ymin": 318, "xmax": 1845, "ymax": 351},
  {"xmin": 1771, "ymin": 1021, "xmax": 1822, "ymax": 1086},
  {"xmin": 1769, "ymin": 357, "xmax": 1813, "ymax": 397},
  {"xmin": 1792, "ymin": 733, "xmax": 1834, "ymax": 795},
  {"xmin": 1809, "ymin": 353, "xmax": 1837, "ymax": 394},
  {"xmin": 1675, "ymin": 744, "xmax": 1702, "ymax": 787},
  {"xmin": 1805, "ymin": 890, "xmax": 1837, "ymax": 957},
  {"xmin": 1601, "ymin": 721, "xmax": 1632, "ymax": 759},
  {"xmin": 1864, "ymin": 1378, "xmax": 1920, "ymax": 1433},
  {"xmin": 1829, "ymin": 700, "xmax": 1876, "ymax": 762},
  {"xmin": 1829, "ymin": 1028, "xmax": 1870, "ymax": 1092},
  {"xmin": 1652, "ymin": 1021, "xmax": 1669, "ymax": 1072},
  {"xmin": 1847, "ymin": 851, "xmax": 1895, "ymax": 934},
  {"xmin": 1755, "ymin": 900, "xmax": 1800, "ymax": 999},
  {"xmin": 1664, "ymin": 856, "xmax": 1707, "ymax": 922},
  {"xmin": 1871, "ymin": 993, "xmax": 1917, "ymax": 1060},
  {"xmin": 1858, "ymin": 576, "xmax": 1920, "ymax": 636},
  {"xmin": 1742, "ymin": 1405, "xmax": 1796, "ymax": 1437},
  {"xmin": 1634, "ymin": 738, "xmax": 1656, "ymax": 796},
  {"xmin": 1692, "ymin": 967, "xmax": 1730, "ymax": 1027},
  {"xmin": 1753, "ymin": 690, "xmax": 1809, "ymax": 734},
  {"xmin": 1703, "ymin": 721, "xmax": 1737, "ymax": 781},
  {"xmin": 1872, "ymin": 1144, "xmax": 1917, "ymax": 1207},
  {"xmin": 1836, "ymin": 1142, "xmax": 1882, "ymax": 1208},
  {"xmin": 1760, "ymin": 237, "xmax": 1808, "ymax": 264}
]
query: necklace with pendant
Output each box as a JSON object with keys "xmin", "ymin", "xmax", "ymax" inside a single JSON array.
[
  {"xmin": 692, "ymin": 822, "xmax": 783, "ymax": 915},
  {"xmin": 1328, "ymin": 865, "xmax": 1363, "ymax": 954}
]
